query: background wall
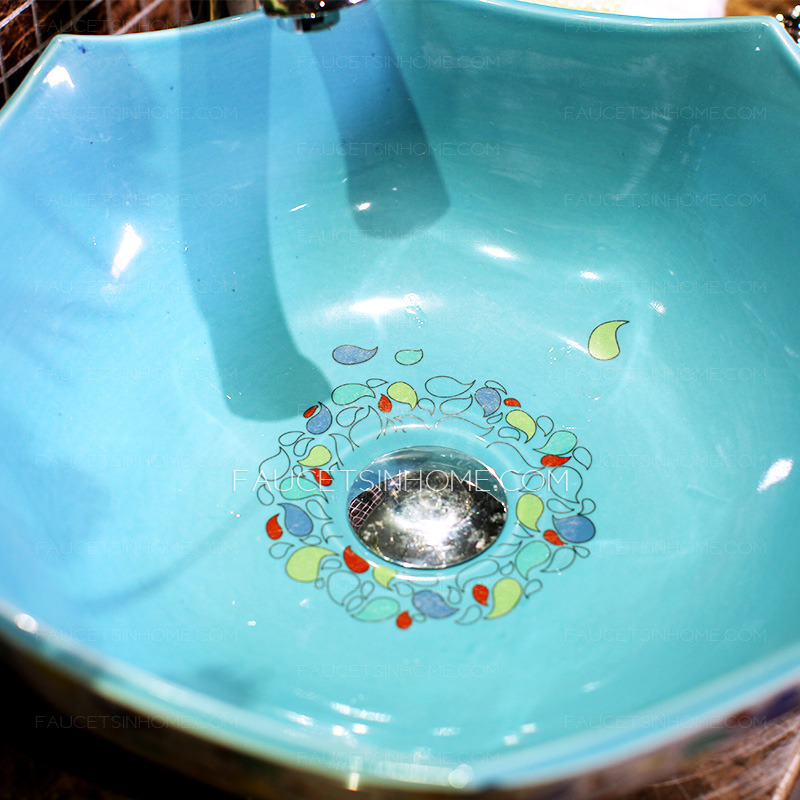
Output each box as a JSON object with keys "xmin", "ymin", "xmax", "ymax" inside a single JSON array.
[{"xmin": 0, "ymin": 0, "xmax": 191, "ymax": 103}]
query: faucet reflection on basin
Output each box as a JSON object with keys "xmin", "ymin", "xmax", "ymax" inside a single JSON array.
[
  {"xmin": 262, "ymin": 0, "xmax": 369, "ymax": 32},
  {"xmin": 308, "ymin": 4, "xmax": 450, "ymax": 237}
]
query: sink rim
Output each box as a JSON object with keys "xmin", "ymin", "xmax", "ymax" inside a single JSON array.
[
  {"xmin": 4, "ymin": 594, "xmax": 800, "ymax": 790},
  {"xmin": 2, "ymin": 0, "xmax": 800, "ymax": 793}
]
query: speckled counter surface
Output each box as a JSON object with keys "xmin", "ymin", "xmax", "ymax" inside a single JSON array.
[{"xmin": 2, "ymin": 654, "xmax": 799, "ymax": 800}]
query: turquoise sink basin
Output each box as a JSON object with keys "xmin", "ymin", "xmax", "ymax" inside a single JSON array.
[{"xmin": 2, "ymin": 1, "xmax": 800, "ymax": 796}]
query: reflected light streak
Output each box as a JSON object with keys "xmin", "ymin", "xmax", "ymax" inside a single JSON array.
[
  {"xmin": 346, "ymin": 773, "xmax": 360, "ymax": 791},
  {"xmin": 480, "ymin": 244, "xmax": 515, "ymax": 260},
  {"xmin": 330, "ymin": 702, "xmax": 391, "ymax": 723},
  {"xmin": 14, "ymin": 613, "xmax": 38, "ymax": 633},
  {"xmin": 111, "ymin": 224, "xmax": 143, "ymax": 278},
  {"xmin": 757, "ymin": 459, "xmax": 793, "ymax": 493},
  {"xmin": 563, "ymin": 337, "xmax": 589, "ymax": 355},
  {"xmin": 43, "ymin": 65, "xmax": 74, "ymax": 89},
  {"xmin": 350, "ymin": 297, "xmax": 405, "ymax": 316},
  {"xmin": 344, "ymin": 293, "xmax": 437, "ymax": 322}
]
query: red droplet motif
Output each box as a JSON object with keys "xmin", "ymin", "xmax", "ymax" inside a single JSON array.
[
  {"xmin": 343, "ymin": 546, "xmax": 370, "ymax": 574},
  {"xmin": 310, "ymin": 468, "xmax": 333, "ymax": 487},
  {"xmin": 396, "ymin": 611, "xmax": 412, "ymax": 629},
  {"xmin": 303, "ymin": 405, "xmax": 318, "ymax": 418},
  {"xmin": 541, "ymin": 455, "xmax": 570, "ymax": 467},
  {"xmin": 266, "ymin": 514, "xmax": 283, "ymax": 540},
  {"xmin": 378, "ymin": 394, "xmax": 392, "ymax": 413},
  {"xmin": 472, "ymin": 584, "xmax": 489, "ymax": 606},
  {"xmin": 544, "ymin": 529, "xmax": 565, "ymax": 546},
  {"xmin": 504, "ymin": 398, "xmax": 521, "ymax": 407}
]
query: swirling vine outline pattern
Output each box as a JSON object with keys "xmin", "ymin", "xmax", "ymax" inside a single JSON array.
[{"xmin": 257, "ymin": 348, "xmax": 597, "ymax": 629}]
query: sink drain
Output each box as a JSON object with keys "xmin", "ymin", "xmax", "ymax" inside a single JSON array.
[
  {"xmin": 347, "ymin": 447, "xmax": 507, "ymax": 569},
  {"xmin": 257, "ymin": 343, "xmax": 599, "ymax": 626}
]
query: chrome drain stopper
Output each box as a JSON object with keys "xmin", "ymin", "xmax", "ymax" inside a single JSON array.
[{"xmin": 347, "ymin": 447, "xmax": 507, "ymax": 569}]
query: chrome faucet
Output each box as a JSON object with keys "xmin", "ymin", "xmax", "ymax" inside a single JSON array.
[{"xmin": 262, "ymin": 0, "xmax": 368, "ymax": 31}]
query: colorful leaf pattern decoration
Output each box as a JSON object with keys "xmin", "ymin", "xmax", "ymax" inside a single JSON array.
[
  {"xmin": 331, "ymin": 384, "xmax": 375, "ymax": 405},
  {"xmin": 506, "ymin": 409, "xmax": 537, "ymax": 441},
  {"xmin": 306, "ymin": 403, "xmax": 332, "ymax": 435},
  {"xmin": 588, "ymin": 320, "xmax": 628, "ymax": 361},
  {"xmin": 257, "ymin": 342, "xmax": 599, "ymax": 628},
  {"xmin": 298, "ymin": 445, "xmax": 332, "ymax": 468},
  {"xmin": 387, "ymin": 382, "xmax": 417, "ymax": 409},
  {"xmin": 485, "ymin": 578, "xmax": 523, "ymax": 620},
  {"xmin": 395, "ymin": 349, "xmax": 423, "ymax": 366},
  {"xmin": 353, "ymin": 598, "xmax": 400, "ymax": 622},
  {"xmin": 286, "ymin": 547, "xmax": 334, "ymax": 582},
  {"xmin": 475, "ymin": 386, "xmax": 501, "ymax": 417},
  {"xmin": 333, "ymin": 345, "xmax": 378, "ymax": 365}
]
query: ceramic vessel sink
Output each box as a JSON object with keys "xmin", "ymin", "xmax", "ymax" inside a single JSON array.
[{"xmin": 2, "ymin": 1, "xmax": 800, "ymax": 797}]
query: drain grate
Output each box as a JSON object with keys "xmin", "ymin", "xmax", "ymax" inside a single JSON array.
[{"xmin": 347, "ymin": 448, "xmax": 508, "ymax": 570}]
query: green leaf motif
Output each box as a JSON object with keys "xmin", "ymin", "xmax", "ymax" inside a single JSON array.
[
  {"xmin": 538, "ymin": 431, "xmax": 578, "ymax": 456},
  {"xmin": 486, "ymin": 578, "xmax": 523, "ymax": 620},
  {"xmin": 588, "ymin": 320, "xmax": 628, "ymax": 361},
  {"xmin": 387, "ymin": 382, "xmax": 417, "ymax": 409},
  {"xmin": 353, "ymin": 597, "xmax": 400, "ymax": 622},
  {"xmin": 506, "ymin": 409, "xmax": 537, "ymax": 442},
  {"xmin": 372, "ymin": 566, "xmax": 397, "ymax": 589},
  {"xmin": 286, "ymin": 546, "xmax": 335, "ymax": 583},
  {"xmin": 395, "ymin": 349, "xmax": 424, "ymax": 366},
  {"xmin": 516, "ymin": 541, "xmax": 551, "ymax": 579},
  {"xmin": 298, "ymin": 445, "xmax": 332, "ymax": 468},
  {"xmin": 331, "ymin": 384, "xmax": 375, "ymax": 405},
  {"xmin": 516, "ymin": 493, "xmax": 544, "ymax": 531},
  {"xmin": 278, "ymin": 475, "xmax": 324, "ymax": 501}
]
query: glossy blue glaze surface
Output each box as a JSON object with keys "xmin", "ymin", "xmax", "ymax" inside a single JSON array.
[{"xmin": 1, "ymin": 0, "xmax": 800, "ymax": 791}]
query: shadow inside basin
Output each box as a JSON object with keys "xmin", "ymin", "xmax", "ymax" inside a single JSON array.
[
  {"xmin": 177, "ymin": 25, "xmax": 329, "ymax": 422},
  {"xmin": 175, "ymin": 6, "xmax": 449, "ymax": 420},
  {"xmin": 308, "ymin": 4, "xmax": 450, "ymax": 238}
]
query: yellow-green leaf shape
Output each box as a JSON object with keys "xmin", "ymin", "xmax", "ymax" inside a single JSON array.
[
  {"xmin": 506, "ymin": 409, "xmax": 536, "ymax": 442},
  {"xmin": 485, "ymin": 577, "xmax": 523, "ymax": 620},
  {"xmin": 517, "ymin": 493, "xmax": 544, "ymax": 531},
  {"xmin": 372, "ymin": 565, "xmax": 396, "ymax": 589},
  {"xmin": 286, "ymin": 546, "xmax": 334, "ymax": 583},
  {"xmin": 588, "ymin": 320, "xmax": 629, "ymax": 361},
  {"xmin": 298, "ymin": 445, "xmax": 332, "ymax": 468},
  {"xmin": 387, "ymin": 381, "xmax": 417, "ymax": 409}
]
